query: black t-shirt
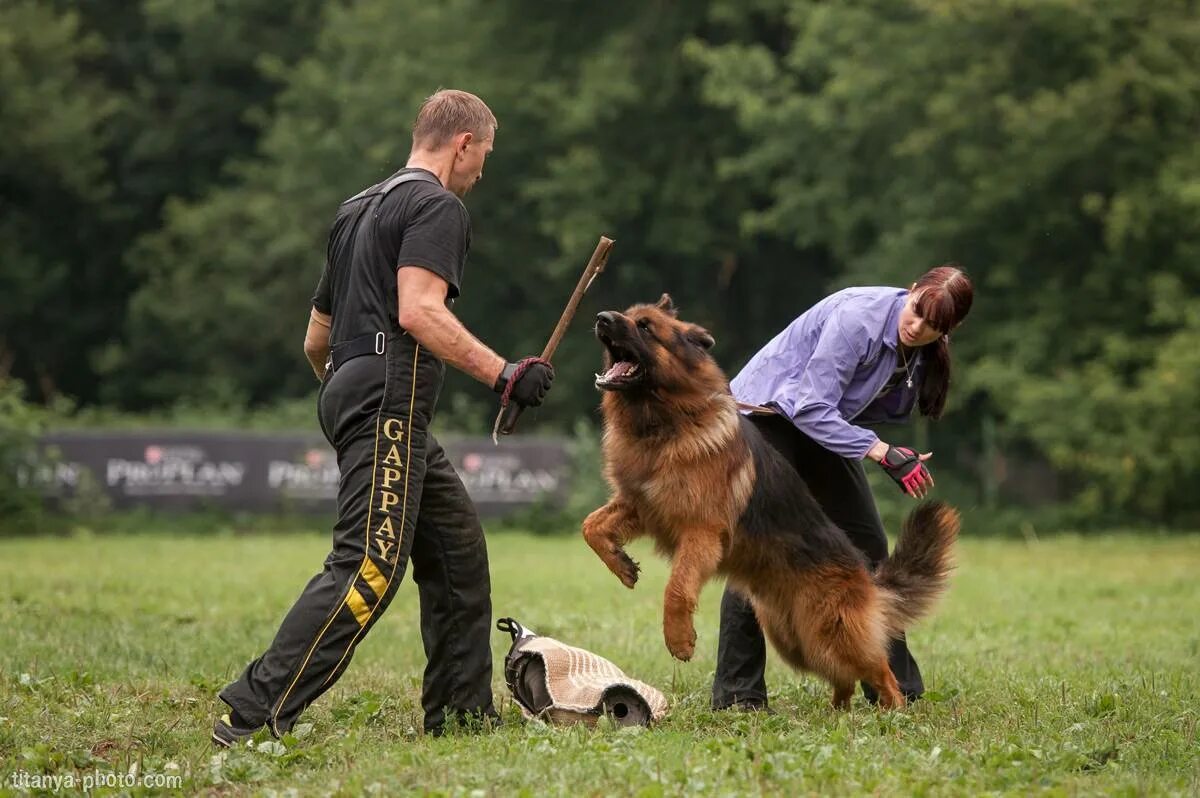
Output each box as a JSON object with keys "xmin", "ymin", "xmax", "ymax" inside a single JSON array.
[{"xmin": 311, "ymin": 168, "xmax": 470, "ymax": 345}]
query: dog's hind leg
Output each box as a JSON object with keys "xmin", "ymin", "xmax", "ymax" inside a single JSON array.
[
  {"xmin": 793, "ymin": 566, "xmax": 900, "ymax": 710},
  {"xmin": 582, "ymin": 500, "xmax": 643, "ymax": 588},
  {"xmin": 865, "ymin": 660, "xmax": 905, "ymax": 710},
  {"xmin": 662, "ymin": 529, "xmax": 725, "ymax": 661}
]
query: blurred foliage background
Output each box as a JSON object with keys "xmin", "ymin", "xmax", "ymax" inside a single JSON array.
[{"xmin": 2, "ymin": 0, "xmax": 1199, "ymax": 527}]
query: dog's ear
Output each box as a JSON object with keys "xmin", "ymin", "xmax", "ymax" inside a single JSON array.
[
  {"xmin": 655, "ymin": 293, "xmax": 677, "ymax": 317},
  {"xmin": 688, "ymin": 325, "xmax": 715, "ymax": 351}
]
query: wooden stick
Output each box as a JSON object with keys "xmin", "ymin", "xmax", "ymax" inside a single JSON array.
[{"xmin": 492, "ymin": 236, "xmax": 615, "ymax": 443}]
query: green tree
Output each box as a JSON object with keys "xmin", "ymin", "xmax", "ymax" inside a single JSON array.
[
  {"xmin": 111, "ymin": 0, "xmax": 770, "ymax": 423},
  {"xmin": 689, "ymin": 0, "xmax": 1200, "ymax": 520},
  {"xmin": 0, "ymin": 0, "xmax": 325, "ymax": 405},
  {"xmin": 0, "ymin": 1, "xmax": 117, "ymax": 399}
]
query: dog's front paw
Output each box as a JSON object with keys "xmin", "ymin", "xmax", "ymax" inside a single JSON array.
[
  {"xmin": 613, "ymin": 548, "xmax": 641, "ymax": 589},
  {"xmin": 664, "ymin": 621, "xmax": 696, "ymax": 661}
]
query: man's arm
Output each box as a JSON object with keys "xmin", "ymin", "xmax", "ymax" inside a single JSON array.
[
  {"xmin": 396, "ymin": 265, "xmax": 506, "ymax": 387},
  {"xmin": 303, "ymin": 307, "xmax": 332, "ymax": 381}
]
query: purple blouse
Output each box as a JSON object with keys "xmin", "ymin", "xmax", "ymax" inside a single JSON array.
[{"xmin": 730, "ymin": 287, "xmax": 924, "ymax": 459}]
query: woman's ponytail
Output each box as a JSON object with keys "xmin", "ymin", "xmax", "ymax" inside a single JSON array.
[{"xmin": 919, "ymin": 335, "xmax": 951, "ymax": 419}]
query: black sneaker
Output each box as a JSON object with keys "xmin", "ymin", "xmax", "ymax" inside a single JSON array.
[
  {"xmin": 211, "ymin": 710, "xmax": 261, "ymax": 748},
  {"xmin": 715, "ymin": 700, "xmax": 776, "ymax": 715},
  {"xmin": 426, "ymin": 709, "xmax": 503, "ymax": 737},
  {"xmin": 862, "ymin": 686, "xmax": 923, "ymax": 706}
]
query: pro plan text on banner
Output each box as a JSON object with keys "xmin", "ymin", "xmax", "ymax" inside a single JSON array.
[
  {"xmin": 33, "ymin": 432, "xmax": 571, "ymax": 517},
  {"xmin": 111, "ymin": 444, "xmax": 246, "ymax": 498},
  {"xmin": 267, "ymin": 445, "xmax": 341, "ymax": 509}
]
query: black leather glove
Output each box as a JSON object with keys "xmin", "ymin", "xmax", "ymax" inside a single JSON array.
[
  {"xmin": 494, "ymin": 357, "xmax": 555, "ymax": 409},
  {"xmin": 878, "ymin": 445, "xmax": 933, "ymax": 497}
]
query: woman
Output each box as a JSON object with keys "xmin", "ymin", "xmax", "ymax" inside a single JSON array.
[{"xmin": 712, "ymin": 264, "xmax": 974, "ymax": 711}]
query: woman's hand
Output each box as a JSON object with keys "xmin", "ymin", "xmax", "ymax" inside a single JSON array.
[{"xmin": 873, "ymin": 443, "xmax": 934, "ymax": 498}]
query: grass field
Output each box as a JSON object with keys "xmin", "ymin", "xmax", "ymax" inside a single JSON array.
[{"xmin": 1, "ymin": 526, "xmax": 1198, "ymax": 796}]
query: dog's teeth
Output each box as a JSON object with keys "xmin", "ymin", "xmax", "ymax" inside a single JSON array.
[{"xmin": 629, "ymin": 364, "xmax": 640, "ymax": 374}]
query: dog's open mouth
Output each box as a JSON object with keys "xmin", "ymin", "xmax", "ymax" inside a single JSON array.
[{"xmin": 595, "ymin": 332, "xmax": 644, "ymax": 391}]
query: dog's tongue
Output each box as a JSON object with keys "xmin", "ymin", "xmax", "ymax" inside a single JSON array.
[{"xmin": 604, "ymin": 361, "xmax": 637, "ymax": 380}]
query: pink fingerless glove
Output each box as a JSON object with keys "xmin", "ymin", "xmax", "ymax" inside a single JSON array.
[{"xmin": 879, "ymin": 445, "xmax": 932, "ymax": 496}]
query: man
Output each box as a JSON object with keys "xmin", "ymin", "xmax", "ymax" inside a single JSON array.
[{"xmin": 214, "ymin": 89, "xmax": 554, "ymax": 745}]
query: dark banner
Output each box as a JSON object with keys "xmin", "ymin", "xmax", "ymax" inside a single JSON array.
[{"xmin": 31, "ymin": 432, "xmax": 572, "ymax": 518}]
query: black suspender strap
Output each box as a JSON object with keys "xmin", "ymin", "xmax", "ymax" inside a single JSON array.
[
  {"xmin": 326, "ymin": 170, "xmax": 442, "ymax": 372},
  {"xmin": 340, "ymin": 169, "xmax": 442, "ymax": 207}
]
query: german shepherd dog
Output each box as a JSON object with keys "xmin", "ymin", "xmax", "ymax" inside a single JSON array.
[{"xmin": 582, "ymin": 295, "xmax": 959, "ymax": 709}]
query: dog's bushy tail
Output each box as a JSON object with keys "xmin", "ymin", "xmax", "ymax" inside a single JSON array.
[{"xmin": 874, "ymin": 501, "xmax": 960, "ymax": 635}]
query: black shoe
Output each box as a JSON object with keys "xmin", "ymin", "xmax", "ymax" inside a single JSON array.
[
  {"xmin": 426, "ymin": 709, "xmax": 503, "ymax": 737},
  {"xmin": 212, "ymin": 710, "xmax": 261, "ymax": 748},
  {"xmin": 715, "ymin": 700, "xmax": 775, "ymax": 715},
  {"xmin": 862, "ymin": 686, "xmax": 923, "ymax": 706}
]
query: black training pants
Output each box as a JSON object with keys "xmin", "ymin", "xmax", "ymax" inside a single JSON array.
[
  {"xmin": 220, "ymin": 335, "xmax": 495, "ymax": 735},
  {"xmin": 711, "ymin": 413, "xmax": 924, "ymax": 709}
]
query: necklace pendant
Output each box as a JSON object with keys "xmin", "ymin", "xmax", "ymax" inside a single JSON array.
[{"xmin": 906, "ymin": 377, "xmax": 913, "ymax": 389}]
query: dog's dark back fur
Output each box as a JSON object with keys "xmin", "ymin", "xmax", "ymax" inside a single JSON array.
[{"xmin": 734, "ymin": 416, "xmax": 867, "ymax": 574}]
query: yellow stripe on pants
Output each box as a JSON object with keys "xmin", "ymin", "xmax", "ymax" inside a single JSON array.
[
  {"xmin": 359, "ymin": 557, "xmax": 388, "ymax": 598},
  {"xmin": 342, "ymin": 558, "xmax": 389, "ymax": 626},
  {"xmin": 345, "ymin": 588, "xmax": 372, "ymax": 626}
]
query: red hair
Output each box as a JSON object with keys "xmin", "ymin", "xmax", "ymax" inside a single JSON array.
[{"xmin": 912, "ymin": 264, "xmax": 973, "ymax": 419}]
